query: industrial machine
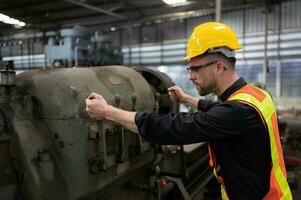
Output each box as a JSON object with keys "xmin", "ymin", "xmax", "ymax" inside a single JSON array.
[
  {"xmin": 45, "ymin": 26, "xmax": 123, "ymax": 68},
  {"xmin": 0, "ymin": 26, "xmax": 123, "ymax": 70},
  {"xmin": 0, "ymin": 61, "xmax": 213, "ymax": 200}
]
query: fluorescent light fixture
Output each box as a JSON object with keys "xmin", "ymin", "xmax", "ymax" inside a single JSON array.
[
  {"xmin": 162, "ymin": 0, "xmax": 187, "ymax": 5},
  {"xmin": 0, "ymin": 13, "xmax": 26, "ymax": 28}
]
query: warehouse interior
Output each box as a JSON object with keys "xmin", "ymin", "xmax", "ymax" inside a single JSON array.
[{"xmin": 0, "ymin": 0, "xmax": 300, "ymax": 199}]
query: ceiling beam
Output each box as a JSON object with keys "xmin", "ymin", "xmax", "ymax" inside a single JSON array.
[
  {"xmin": 0, "ymin": 1, "xmax": 266, "ymax": 34},
  {"xmin": 141, "ymin": 2, "xmax": 262, "ymax": 21},
  {"xmin": 63, "ymin": 0, "xmax": 127, "ymax": 20},
  {"xmin": 108, "ymin": 4, "xmax": 123, "ymax": 12},
  {"xmin": 61, "ymin": 2, "xmax": 263, "ymax": 28},
  {"xmin": 19, "ymin": 2, "xmax": 203, "ymax": 25}
]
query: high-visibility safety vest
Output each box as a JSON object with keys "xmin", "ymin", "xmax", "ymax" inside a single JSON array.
[{"xmin": 208, "ymin": 84, "xmax": 292, "ymax": 200}]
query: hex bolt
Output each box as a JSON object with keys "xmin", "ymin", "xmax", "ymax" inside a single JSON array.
[{"xmin": 59, "ymin": 141, "xmax": 65, "ymax": 148}]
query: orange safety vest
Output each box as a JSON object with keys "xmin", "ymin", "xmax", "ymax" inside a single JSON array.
[{"xmin": 208, "ymin": 84, "xmax": 292, "ymax": 200}]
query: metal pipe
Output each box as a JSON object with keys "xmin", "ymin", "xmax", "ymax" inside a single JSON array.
[
  {"xmin": 128, "ymin": 23, "xmax": 133, "ymax": 67},
  {"xmin": 276, "ymin": 4, "xmax": 282, "ymax": 98},
  {"xmin": 74, "ymin": 44, "xmax": 89, "ymax": 68},
  {"xmin": 74, "ymin": 46, "xmax": 78, "ymax": 68},
  {"xmin": 141, "ymin": 3, "xmax": 259, "ymax": 22},
  {"xmin": 241, "ymin": 0, "xmax": 246, "ymax": 62},
  {"xmin": 108, "ymin": 5, "xmax": 123, "ymax": 12},
  {"xmin": 43, "ymin": 31, "xmax": 48, "ymax": 69},
  {"xmin": 20, "ymin": 42, "xmax": 23, "ymax": 69},
  {"xmin": 215, "ymin": 0, "xmax": 222, "ymax": 22},
  {"xmin": 27, "ymin": 39, "xmax": 31, "ymax": 69},
  {"xmin": 263, "ymin": 8, "xmax": 269, "ymax": 86},
  {"xmin": 276, "ymin": 61, "xmax": 281, "ymax": 98}
]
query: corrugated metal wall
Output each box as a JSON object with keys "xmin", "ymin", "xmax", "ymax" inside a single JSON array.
[
  {"xmin": 118, "ymin": 1, "xmax": 301, "ymax": 65},
  {"xmin": 108, "ymin": 0, "xmax": 301, "ymax": 100}
]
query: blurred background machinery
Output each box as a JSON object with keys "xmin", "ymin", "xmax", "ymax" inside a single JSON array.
[
  {"xmin": 45, "ymin": 26, "xmax": 123, "ymax": 68},
  {"xmin": 0, "ymin": 26, "xmax": 123, "ymax": 70},
  {"xmin": 278, "ymin": 112, "xmax": 301, "ymax": 192}
]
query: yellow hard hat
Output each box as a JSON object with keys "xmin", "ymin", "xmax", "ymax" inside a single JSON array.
[{"xmin": 185, "ymin": 22, "xmax": 242, "ymax": 60}]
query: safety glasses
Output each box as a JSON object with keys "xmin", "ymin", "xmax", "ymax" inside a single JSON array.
[{"xmin": 186, "ymin": 61, "xmax": 218, "ymax": 74}]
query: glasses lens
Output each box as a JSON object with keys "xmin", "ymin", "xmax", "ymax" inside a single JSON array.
[{"xmin": 187, "ymin": 61, "xmax": 217, "ymax": 74}]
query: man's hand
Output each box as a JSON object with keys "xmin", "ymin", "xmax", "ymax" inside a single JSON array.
[
  {"xmin": 168, "ymin": 85, "xmax": 199, "ymax": 109},
  {"xmin": 85, "ymin": 92, "xmax": 108, "ymax": 120},
  {"xmin": 85, "ymin": 92, "xmax": 139, "ymax": 133},
  {"xmin": 168, "ymin": 85, "xmax": 186, "ymax": 103}
]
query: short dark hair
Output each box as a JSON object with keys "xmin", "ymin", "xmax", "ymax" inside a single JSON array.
[{"xmin": 198, "ymin": 52, "xmax": 236, "ymax": 68}]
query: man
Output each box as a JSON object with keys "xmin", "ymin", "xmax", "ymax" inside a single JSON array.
[{"xmin": 85, "ymin": 22, "xmax": 292, "ymax": 200}]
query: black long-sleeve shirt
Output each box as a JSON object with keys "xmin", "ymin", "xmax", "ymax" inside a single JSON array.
[{"xmin": 135, "ymin": 78, "xmax": 272, "ymax": 200}]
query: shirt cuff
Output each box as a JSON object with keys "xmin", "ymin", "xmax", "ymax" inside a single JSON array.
[{"xmin": 135, "ymin": 112, "xmax": 144, "ymax": 136}]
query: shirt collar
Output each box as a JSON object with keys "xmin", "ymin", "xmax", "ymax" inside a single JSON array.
[{"xmin": 220, "ymin": 77, "xmax": 247, "ymax": 102}]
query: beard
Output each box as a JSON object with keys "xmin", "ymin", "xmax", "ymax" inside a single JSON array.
[
  {"xmin": 198, "ymin": 87, "xmax": 212, "ymax": 96},
  {"xmin": 196, "ymin": 80, "xmax": 217, "ymax": 96}
]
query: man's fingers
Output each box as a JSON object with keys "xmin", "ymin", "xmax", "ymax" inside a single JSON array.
[
  {"xmin": 168, "ymin": 90, "xmax": 177, "ymax": 98},
  {"xmin": 85, "ymin": 105, "xmax": 90, "ymax": 113},
  {"xmin": 85, "ymin": 98, "xmax": 95, "ymax": 114},
  {"xmin": 86, "ymin": 112, "xmax": 95, "ymax": 119},
  {"xmin": 85, "ymin": 98, "xmax": 90, "ymax": 106},
  {"xmin": 88, "ymin": 92, "xmax": 102, "ymax": 100},
  {"xmin": 168, "ymin": 87, "xmax": 176, "ymax": 92},
  {"xmin": 88, "ymin": 94, "xmax": 96, "ymax": 100},
  {"xmin": 168, "ymin": 85, "xmax": 179, "ymax": 90},
  {"xmin": 88, "ymin": 113, "xmax": 94, "ymax": 118},
  {"xmin": 86, "ymin": 108, "xmax": 96, "ymax": 117},
  {"xmin": 92, "ymin": 92, "xmax": 103, "ymax": 99}
]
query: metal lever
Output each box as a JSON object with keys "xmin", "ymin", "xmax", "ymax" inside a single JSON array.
[{"xmin": 155, "ymin": 166, "xmax": 161, "ymax": 200}]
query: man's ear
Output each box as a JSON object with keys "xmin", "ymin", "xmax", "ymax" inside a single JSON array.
[{"xmin": 216, "ymin": 62, "xmax": 227, "ymax": 74}]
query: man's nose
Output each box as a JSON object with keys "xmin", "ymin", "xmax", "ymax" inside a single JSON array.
[{"xmin": 188, "ymin": 73, "xmax": 195, "ymax": 81}]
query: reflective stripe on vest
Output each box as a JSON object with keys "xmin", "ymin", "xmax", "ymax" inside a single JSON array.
[
  {"xmin": 208, "ymin": 144, "xmax": 230, "ymax": 199},
  {"xmin": 207, "ymin": 84, "xmax": 292, "ymax": 200},
  {"xmin": 229, "ymin": 84, "xmax": 292, "ymax": 200}
]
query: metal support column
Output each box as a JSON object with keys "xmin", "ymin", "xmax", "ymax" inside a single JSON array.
[
  {"xmin": 128, "ymin": 23, "xmax": 133, "ymax": 67},
  {"xmin": 276, "ymin": 4, "xmax": 282, "ymax": 99},
  {"xmin": 263, "ymin": 8, "xmax": 269, "ymax": 86},
  {"xmin": 215, "ymin": 0, "xmax": 222, "ymax": 22}
]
